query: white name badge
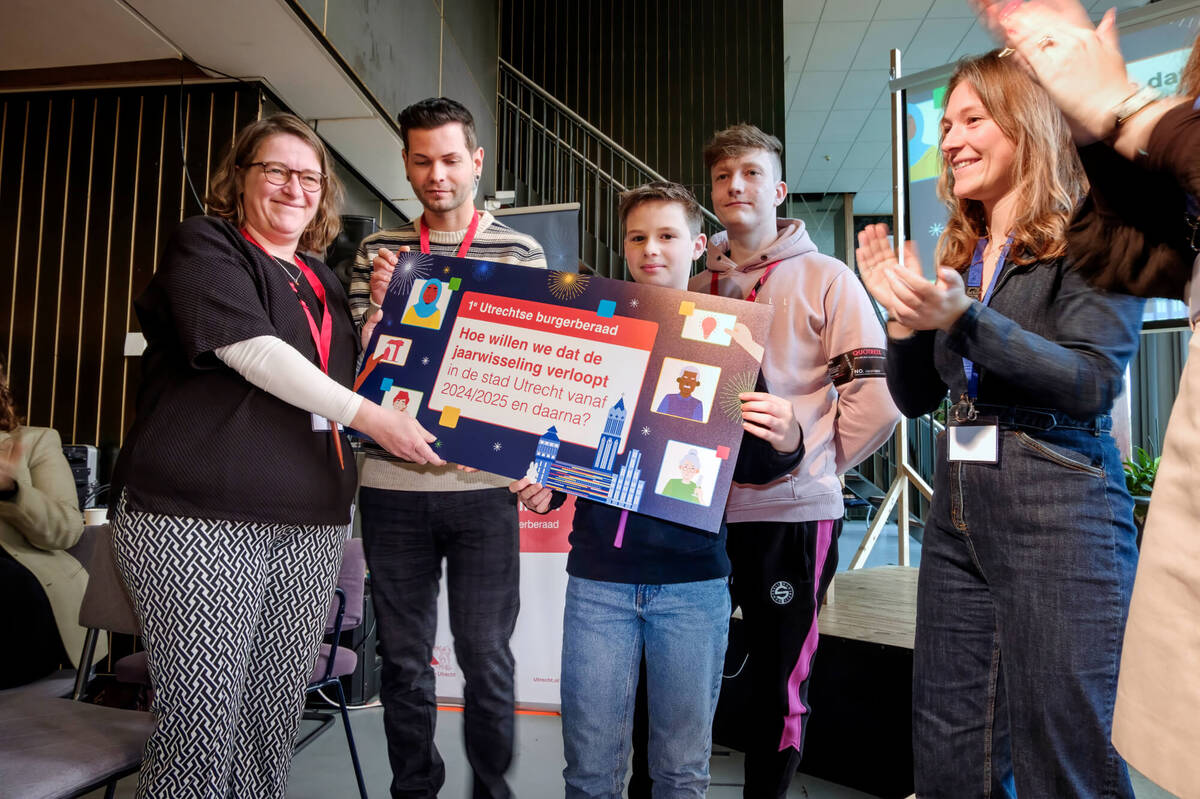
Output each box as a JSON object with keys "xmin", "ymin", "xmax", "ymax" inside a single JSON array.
[
  {"xmin": 948, "ymin": 420, "xmax": 998, "ymax": 463},
  {"xmin": 311, "ymin": 413, "xmax": 344, "ymax": 432}
]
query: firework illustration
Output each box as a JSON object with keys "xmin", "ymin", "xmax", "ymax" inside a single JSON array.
[
  {"xmin": 717, "ymin": 370, "xmax": 759, "ymax": 423},
  {"xmin": 388, "ymin": 252, "xmax": 434, "ymax": 297},
  {"xmin": 472, "ymin": 260, "xmax": 499, "ymax": 281},
  {"xmin": 548, "ymin": 270, "xmax": 591, "ymax": 301}
]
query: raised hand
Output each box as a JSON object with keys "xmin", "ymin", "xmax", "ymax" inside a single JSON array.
[
  {"xmin": 856, "ymin": 223, "xmax": 926, "ymax": 336},
  {"xmin": 887, "ymin": 264, "xmax": 973, "ymax": 332},
  {"xmin": 370, "ymin": 245, "xmax": 411, "ymax": 308},
  {"xmin": 1000, "ymin": 4, "xmax": 1130, "ymax": 144}
]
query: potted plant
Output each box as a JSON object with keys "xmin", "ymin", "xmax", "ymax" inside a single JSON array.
[{"xmin": 1123, "ymin": 446, "xmax": 1160, "ymax": 548}]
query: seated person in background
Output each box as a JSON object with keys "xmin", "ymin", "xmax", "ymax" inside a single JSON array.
[
  {"xmin": 0, "ymin": 360, "xmax": 104, "ymax": 688},
  {"xmin": 512, "ymin": 182, "xmax": 804, "ymax": 799}
]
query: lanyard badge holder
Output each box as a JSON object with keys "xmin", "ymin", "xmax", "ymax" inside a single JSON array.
[
  {"xmin": 242, "ymin": 230, "xmax": 345, "ymax": 470},
  {"xmin": 948, "ymin": 237, "xmax": 1010, "ymax": 464}
]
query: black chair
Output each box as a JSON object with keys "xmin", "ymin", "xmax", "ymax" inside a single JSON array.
[{"xmin": 0, "ymin": 524, "xmax": 153, "ymax": 799}]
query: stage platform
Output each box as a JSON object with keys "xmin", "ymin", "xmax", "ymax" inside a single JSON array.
[{"xmin": 822, "ymin": 565, "xmax": 917, "ymax": 650}]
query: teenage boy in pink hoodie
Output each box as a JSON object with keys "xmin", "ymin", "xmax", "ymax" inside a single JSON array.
[{"xmin": 692, "ymin": 124, "xmax": 899, "ymax": 797}]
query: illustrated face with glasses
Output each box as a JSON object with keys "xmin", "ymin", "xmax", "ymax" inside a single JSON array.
[{"xmin": 239, "ymin": 133, "xmax": 325, "ymax": 254}]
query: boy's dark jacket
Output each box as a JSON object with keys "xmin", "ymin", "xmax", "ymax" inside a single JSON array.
[{"xmin": 562, "ymin": 421, "xmax": 803, "ymax": 585}]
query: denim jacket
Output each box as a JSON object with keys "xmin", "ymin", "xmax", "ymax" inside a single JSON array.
[{"xmin": 886, "ymin": 256, "xmax": 1144, "ymax": 421}]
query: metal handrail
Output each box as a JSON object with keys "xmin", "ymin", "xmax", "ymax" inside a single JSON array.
[{"xmin": 498, "ymin": 59, "xmax": 721, "ymax": 229}]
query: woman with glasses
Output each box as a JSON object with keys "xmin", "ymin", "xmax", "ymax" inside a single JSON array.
[
  {"xmin": 109, "ymin": 113, "xmax": 442, "ymax": 798},
  {"xmin": 857, "ymin": 53, "xmax": 1142, "ymax": 797}
]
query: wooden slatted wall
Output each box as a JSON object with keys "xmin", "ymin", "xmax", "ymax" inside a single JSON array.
[{"xmin": 0, "ymin": 82, "xmax": 260, "ymax": 450}]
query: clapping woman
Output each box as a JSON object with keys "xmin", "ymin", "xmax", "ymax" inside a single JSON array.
[{"xmin": 857, "ymin": 52, "xmax": 1143, "ymax": 797}]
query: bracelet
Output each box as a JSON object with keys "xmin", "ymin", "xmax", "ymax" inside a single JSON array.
[{"xmin": 1111, "ymin": 84, "xmax": 1162, "ymax": 129}]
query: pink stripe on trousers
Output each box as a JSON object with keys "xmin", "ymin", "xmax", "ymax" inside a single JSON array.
[{"xmin": 778, "ymin": 518, "xmax": 835, "ymax": 751}]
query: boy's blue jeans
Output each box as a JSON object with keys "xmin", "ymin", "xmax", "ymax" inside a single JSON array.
[{"xmin": 560, "ymin": 575, "xmax": 730, "ymax": 799}]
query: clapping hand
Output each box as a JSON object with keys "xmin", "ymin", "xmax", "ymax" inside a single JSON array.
[
  {"xmin": 856, "ymin": 223, "xmax": 972, "ymax": 332},
  {"xmin": 972, "ymin": 0, "xmax": 1130, "ymax": 144}
]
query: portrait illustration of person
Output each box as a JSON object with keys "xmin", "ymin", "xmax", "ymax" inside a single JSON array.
[
  {"xmin": 660, "ymin": 448, "xmax": 704, "ymax": 505},
  {"xmin": 655, "ymin": 365, "xmax": 705, "ymax": 421},
  {"xmin": 391, "ymin": 390, "xmax": 411, "ymax": 414},
  {"xmin": 401, "ymin": 278, "xmax": 446, "ymax": 329}
]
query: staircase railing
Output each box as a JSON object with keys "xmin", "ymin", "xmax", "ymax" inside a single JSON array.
[{"xmin": 497, "ymin": 58, "xmax": 720, "ymax": 278}]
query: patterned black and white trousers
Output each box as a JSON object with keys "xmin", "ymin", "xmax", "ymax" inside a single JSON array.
[{"xmin": 111, "ymin": 497, "xmax": 347, "ymax": 799}]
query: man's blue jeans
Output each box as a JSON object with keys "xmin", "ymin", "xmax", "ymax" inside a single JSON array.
[
  {"xmin": 561, "ymin": 575, "xmax": 730, "ymax": 799},
  {"xmin": 914, "ymin": 427, "xmax": 1138, "ymax": 798}
]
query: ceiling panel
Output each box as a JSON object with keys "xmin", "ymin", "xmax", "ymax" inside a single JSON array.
[
  {"xmin": 788, "ymin": 109, "xmax": 832, "ymax": 144},
  {"xmin": 785, "ymin": 140, "xmax": 815, "ymax": 182},
  {"xmin": 875, "ymin": 0, "xmax": 935, "ymax": 21},
  {"xmin": 846, "ymin": 138, "xmax": 889, "ymax": 168},
  {"xmin": 851, "ymin": 19, "xmax": 923, "ymax": 70},
  {"xmin": 927, "ymin": 0, "xmax": 975, "ymax": 18},
  {"xmin": 821, "ymin": 0, "xmax": 881, "ymax": 22},
  {"xmin": 951, "ymin": 25, "xmax": 998, "ymax": 60},
  {"xmin": 795, "ymin": 169, "xmax": 837, "ymax": 193},
  {"xmin": 790, "ymin": 71, "xmax": 845, "ymax": 111},
  {"xmin": 805, "ymin": 140, "xmax": 853, "ymax": 171},
  {"xmin": 834, "ymin": 69, "xmax": 889, "ymax": 110},
  {"xmin": 784, "ymin": 0, "xmax": 827, "ymax": 23},
  {"xmin": 830, "ymin": 167, "xmax": 873, "ymax": 193},
  {"xmin": 902, "ymin": 19, "xmax": 975, "ymax": 71},
  {"xmin": 805, "ymin": 21, "xmax": 871, "ymax": 71},
  {"xmin": 784, "ymin": 22, "xmax": 819, "ymax": 71},
  {"xmin": 817, "ymin": 108, "xmax": 872, "ymax": 142},
  {"xmin": 853, "ymin": 190, "xmax": 891, "ymax": 214},
  {"xmin": 857, "ymin": 107, "xmax": 893, "ymax": 143}
]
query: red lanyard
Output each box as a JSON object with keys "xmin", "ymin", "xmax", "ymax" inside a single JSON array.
[
  {"xmin": 242, "ymin": 229, "xmax": 344, "ymax": 469},
  {"xmin": 420, "ymin": 210, "xmax": 481, "ymax": 257},
  {"xmin": 709, "ymin": 260, "xmax": 779, "ymax": 302}
]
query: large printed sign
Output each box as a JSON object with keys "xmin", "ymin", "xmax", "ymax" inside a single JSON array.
[{"xmin": 356, "ymin": 252, "xmax": 774, "ymax": 533}]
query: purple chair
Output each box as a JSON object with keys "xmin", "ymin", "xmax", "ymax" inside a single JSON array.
[
  {"xmin": 110, "ymin": 536, "xmax": 369, "ymax": 798},
  {"xmin": 296, "ymin": 537, "xmax": 369, "ymax": 799},
  {"xmin": 0, "ymin": 524, "xmax": 154, "ymax": 799}
]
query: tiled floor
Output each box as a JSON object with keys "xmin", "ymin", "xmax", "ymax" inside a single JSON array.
[
  {"xmin": 83, "ymin": 522, "xmax": 1178, "ymax": 798},
  {"xmin": 83, "ymin": 700, "xmax": 1178, "ymax": 799}
]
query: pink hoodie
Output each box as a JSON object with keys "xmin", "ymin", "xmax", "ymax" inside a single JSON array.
[{"xmin": 690, "ymin": 218, "xmax": 900, "ymax": 523}]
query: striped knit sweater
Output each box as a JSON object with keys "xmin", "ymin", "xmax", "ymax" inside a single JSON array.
[{"xmin": 348, "ymin": 211, "xmax": 547, "ymax": 492}]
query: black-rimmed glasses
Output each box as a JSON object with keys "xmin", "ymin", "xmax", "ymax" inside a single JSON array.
[{"xmin": 244, "ymin": 161, "xmax": 325, "ymax": 192}]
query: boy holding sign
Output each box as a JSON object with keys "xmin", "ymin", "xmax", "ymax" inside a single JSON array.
[{"xmin": 512, "ymin": 182, "xmax": 803, "ymax": 798}]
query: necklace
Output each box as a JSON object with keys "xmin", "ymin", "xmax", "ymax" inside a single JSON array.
[{"xmin": 273, "ymin": 255, "xmax": 300, "ymax": 284}]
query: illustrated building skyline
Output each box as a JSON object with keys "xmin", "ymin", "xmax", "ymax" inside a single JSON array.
[{"xmin": 530, "ymin": 398, "xmax": 645, "ymax": 510}]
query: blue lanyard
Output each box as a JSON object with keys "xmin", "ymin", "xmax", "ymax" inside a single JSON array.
[{"xmin": 962, "ymin": 236, "xmax": 1011, "ymax": 401}]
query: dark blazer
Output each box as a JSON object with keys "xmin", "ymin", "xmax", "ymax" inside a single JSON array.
[{"xmin": 1069, "ymin": 100, "xmax": 1200, "ymax": 299}]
